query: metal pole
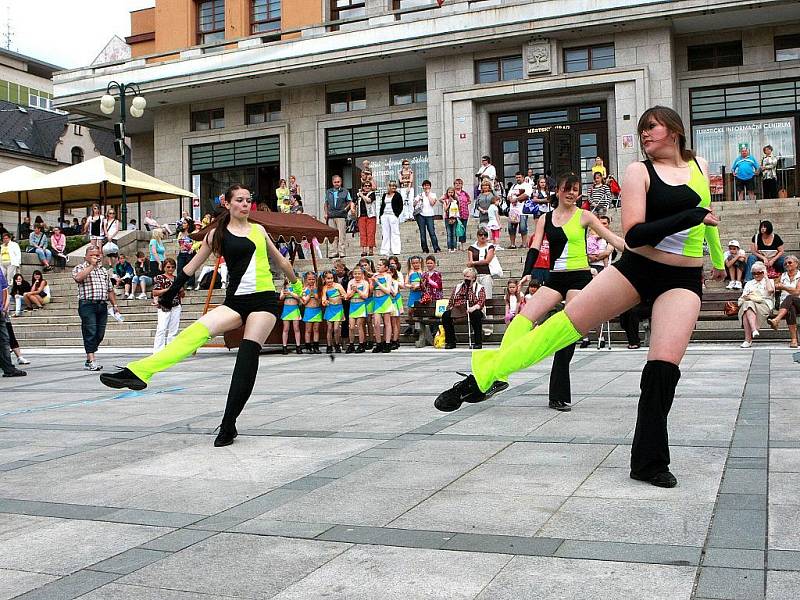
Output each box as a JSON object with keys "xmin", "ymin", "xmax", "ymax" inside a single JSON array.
[
  {"xmin": 120, "ymin": 85, "xmax": 127, "ymax": 226},
  {"xmin": 16, "ymin": 192, "xmax": 21, "ymax": 234}
]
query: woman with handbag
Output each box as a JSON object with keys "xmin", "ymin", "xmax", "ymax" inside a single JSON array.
[
  {"xmin": 356, "ymin": 180, "xmax": 377, "ymax": 257},
  {"xmin": 101, "ymin": 208, "xmax": 120, "ymax": 267},
  {"xmin": 737, "ymin": 261, "xmax": 775, "ymax": 348},
  {"xmin": 441, "ymin": 187, "xmax": 460, "ymax": 253},
  {"xmin": 454, "ymin": 178, "xmax": 471, "ymax": 250},
  {"xmin": 745, "ymin": 220, "xmax": 785, "ymax": 281}
]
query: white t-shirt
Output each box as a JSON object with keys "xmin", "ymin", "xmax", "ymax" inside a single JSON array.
[
  {"xmin": 420, "ymin": 192, "xmax": 437, "ymax": 217},
  {"xmin": 478, "ymin": 164, "xmax": 496, "ymax": 182},
  {"xmin": 487, "ymin": 205, "xmax": 500, "ymax": 229},
  {"xmin": 779, "ymin": 270, "xmax": 800, "ymax": 303},
  {"xmin": 724, "ymin": 249, "xmax": 746, "ymax": 261},
  {"xmin": 507, "ymin": 182, "xmax": 532, "ymax": 201},
  {"xmin": 507, "ymin": 295, "xmax": 519, "ymax": 314}
]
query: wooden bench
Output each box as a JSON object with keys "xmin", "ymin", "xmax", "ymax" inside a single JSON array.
[{"xmin": 407, "ymin": 298, "xmax": 506, "ymax": 347}]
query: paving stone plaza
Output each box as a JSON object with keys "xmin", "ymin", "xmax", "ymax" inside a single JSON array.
[{"xmin": 1, "ymin": 346, "xmax": 798, "ymax": 599}]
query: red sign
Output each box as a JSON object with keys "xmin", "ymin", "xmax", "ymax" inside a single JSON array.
[{"xmin": 192, "ymin": 198, "xmax": 200, "ymax": 208}]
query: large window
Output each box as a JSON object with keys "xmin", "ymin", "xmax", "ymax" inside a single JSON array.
[
  {"xmin": 687, "ymin": 41, "xmax": 743, "ymax": 71},
  {"xmin": 330, "ymin": 0, "xmax": 366, "ymax": 30},
  {"xmin": 563, "ymin": 44, "xmax": 615, "ymax": 73},
  {"xmin": 326, "ymin": 118, "xmax": 427, "ymax": 157},
  {"xmin": 390, "ymin": 80, "xmax": 427, "ymax": 105},
  {"xmin": 252, "ymin": 0, "xmax": 281, "ymax": 34},
  {"xmin": 690, "ymin": 78, "xmax": 800, "ymax": 122},
  {"xmin": 775, "ymin": 34, "xmax": 800, "ymax": 62},
  {"xmin": 191, "ymin": 136, "xmax": 280, "ymax": 171},
  {"xmin": 191, "ymin": 108, "xmax": 225, "ymax": 131},
  {"xmin": 475, "ymin": 56, "xmax": 523, "ymax": 84},
  {"xmin": 197, "ymin": 0, "xmax": 225, "ymax": 45},
  {"xmin": 246, "ymin": 100, "xmax": 282, "ymax": 124},
  {"xmin": 327, "ymin": 88, "xmax": 366, "ymax": 113}
]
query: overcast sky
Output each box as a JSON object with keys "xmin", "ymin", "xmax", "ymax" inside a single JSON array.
[{"xmin": 4, "ymin": 0, "xmax": 154, "ymax": 69}]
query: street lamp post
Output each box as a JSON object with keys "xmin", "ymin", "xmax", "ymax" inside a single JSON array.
[{"xmin": 99, "ymin": 81, "xmax": 146, "ymax": 226}]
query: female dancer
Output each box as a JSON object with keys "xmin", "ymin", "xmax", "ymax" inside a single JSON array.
[
  {"xmin": 322, "ymin": 270, "xmax": 346, "ymax": 353},
  {"xmin": 301, "ymin": 271, "xmax": 322, "ymax": 354},
  {"xmin": 404, "ymin": 256, "xmax": 424, "ymax": 336},
  {"xmin": 436, "ymin": 106, "xmax": 726, "ymax": 488},
  {"xmin": 100, "ymin": 184, "xmax": 302, "ymax": 447},
  {"xmin": 345, "ymin": 267, "xmax": 370, "ymax": 353},
  {"xmin": 280, "ymin": 278, "xmax": 303, "ymax": 354},
  {"xmin": 388, "ymin": 256, "xmax": 404, "ymax": 350},
  {"xmin": 371, "ymin": 258, "xmax": 395, "ymax": 353}
]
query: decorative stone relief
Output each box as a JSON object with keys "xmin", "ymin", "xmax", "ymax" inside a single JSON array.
[{"xmin": 526, "ymin": 41, "xmax": 551, "ymax": 75}]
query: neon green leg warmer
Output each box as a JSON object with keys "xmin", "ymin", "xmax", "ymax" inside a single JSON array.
[
  {"xmin": 128, "ymin": 321, "xmax": 211, "ymax": 383},
  {"xmin": 472, "ymin": 311, "xmax": 581, "ymax": 392},
  {"xmin": 496, "ymin": 315, "xmax": 535, "ymax": 383}
]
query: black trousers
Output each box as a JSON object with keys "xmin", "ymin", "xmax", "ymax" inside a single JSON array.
[
  {"xmin": 0, "ymin": 313, "xmax": 14, "ymax": 374},
  {"xmin": 548, "ymin": 343, "xmax": 576, "ymax": 404},
  {"xmin": 619, "ymin": 302, "xmax": 652, "ymax": 346},
  {"xmin": 442, "ymin": 309, "xmax": 483, "ymax": 347}
]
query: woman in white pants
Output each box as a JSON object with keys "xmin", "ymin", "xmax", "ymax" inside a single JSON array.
[
  {"xmin": 151, "ymin": 258, "xmax": 184, "ymax": 351},
  {"xmin": 380, "ymin": 181, "xmax": 404, "ymax": 256}
]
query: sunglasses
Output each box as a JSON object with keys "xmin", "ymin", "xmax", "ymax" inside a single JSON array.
[{"xmin": 753, "ymin": 271, "xmax": 765, "ymax": 275}]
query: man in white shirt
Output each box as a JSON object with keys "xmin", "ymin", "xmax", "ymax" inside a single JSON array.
[
  {"xmin": 506, "ymin": 171, "xmax": 533, "ymax": 246},
  {"xmin": 476, "ymin": 155, "xmax": 496, "ymax": 185}
]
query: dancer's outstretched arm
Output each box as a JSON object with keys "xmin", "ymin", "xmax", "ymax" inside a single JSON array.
[{"xmin": 580, "ymin": 211, "xmax": 625, "ymax": 252}]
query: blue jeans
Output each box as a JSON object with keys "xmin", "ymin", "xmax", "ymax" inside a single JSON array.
[
  {"xmin": 445, "ymin": 219, "xmax": 458, "ymax": 250},
  {"xmin": 745, "ymin": 254, "xmax": 785, "ymax": 281},
  {"xmin": 416, "ymin": 215, "xmax": 440, "ymax": 253},
  {"xmin": 34, "ymin": 247, "xmax": 52, "ymax": 264},
  {"xmin": 518, "ymin": 215, "xmax": 529, "ymax": 236},
  {"xmin": 78, "ymin": 300, "xmax": 108, "ymax": 354}
]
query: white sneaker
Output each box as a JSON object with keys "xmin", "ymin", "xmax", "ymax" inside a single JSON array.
[
  {"xmin": 726, "ymin": 281, "xmax": 735, "ymax": 289},
  {"xmin": 17, "ymin": 356, "xmax": 30, "ymax": 365},
  {"xmin": 752, "ymin": 329, "xmax": 760, "ymax": 338},
  {"xmin": 740, "ymin": 341, "xmax": 752, "ymax": 348},
  {"xmin": 137, "ymin": 293, "xmax": 148, "ymax": 300},
  {"xmin": 735, "ymin": 281, "xmax": 743, "ymax": 289},
  {"xmin": 127, "ymin": 293, "xmax": 135, "ymax": 300},
  {"xmin": 84, "ymin": 360, "xmax": 103, "ymax": 371}
]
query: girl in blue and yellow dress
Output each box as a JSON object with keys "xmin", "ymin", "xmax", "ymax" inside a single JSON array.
[
  {"xmin": 301, "ymin": 271, "xmax": 322, "ymax": 353},
  {"xmin": 370, "ymin": 258, "xmax": 396, "ymax": 353},
  {"xmin": 388, "ymin": 255, "xmax": 404, "ymax": 350},
  {"xmin": 358, "ymin": 257, "xmax": 377, "ymax": 349},
  {"xmin": 321, "ymin": 270, "xmax": 346, "ymax": 353},
  {"xmin": 345, "ymin": 266, "xmax": 370, "ymax": 353},
  {"xmin": 404, "ymin": 255, "xmax": 424, "ymax": 336},
  {"xmin": 280, "ymin": 277, "xmax": 303, "ymax": 354}
]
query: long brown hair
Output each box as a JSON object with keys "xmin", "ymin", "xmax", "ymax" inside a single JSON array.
[
  {"xmin": 210, "ymin": 184, "xmax": 246, "ymax": 257},
  {"xmin": 637, "ymin": 105, "xmax": 695, "ymax": 162}
]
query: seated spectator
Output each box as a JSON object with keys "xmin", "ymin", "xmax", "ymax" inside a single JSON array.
[
  {"xmin": 111, "ymin": 254, "xmax": 135, "ymax": 298},
  {"xmin": 50, "ymin": 226, "xmax": 69, "ymax": 268},
  {"xmin": 23, "ymin": 269, "xmax": 50, "ymax": 311},
  {"xmin": 196, "ymin": 259, "xmax": 228, "ymax": 290},
  {"xmin": 131, "ymin": 251, "xmax": 153, "ymax": 299},
  {"xmin": 768, "ymin": 255, "xmax": 800, "ymax": 348},
  {"xmin": 441, "ymin": 267, "xmax": 486, "ymax": 350},
  {"xmin": 10, "ymin": 273, "xmax": 30, "ymax": 316},
  {"xmin": 128, "ymin": 219, "xmax": 138, "ymax": 231},
  {"xmin": 724, "ymin": 239, "xmax": 746, "ymax": 289},
  {"xmin": 738, "ymin": 261, "xmax": 774, "ymax": 348},
  {"xmin": 144, "ymin": 209, "xmax": 173, "ymax": 236},
  {"xmin": 746, "ymin": 220, "xmax": 784, "ymax": 281},
  {"xmin": 27, "ymin": 224, "xmax": 53, "ymax": 271},
  {"xmin": 18, "ymin": 216, "xmax": 31, "ymax": 241},
  {"xmin": 70, "ymin": 218, "xmax": 81, "ymax": 236}
]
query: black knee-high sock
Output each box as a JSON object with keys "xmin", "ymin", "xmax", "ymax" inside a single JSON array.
[
  {"xmin": 221, "ymin": 339, "xmax": 261, "ymax": 429},
  {"xmin": 630, "ymin": 360, "xmax": 681, "ymax": 478},
  {"xmin": 548, "ymin": 343, "xmax": 576, "ymax": 404}
]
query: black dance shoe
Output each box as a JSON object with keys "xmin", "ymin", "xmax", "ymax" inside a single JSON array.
[
  {"xmin": 335, "ymin": 345, "xmax": 342, "ymax": 353},
  {"xmin": 389, "ymin": 341, "xmax": 399, "ymax": 350},
  {"xmin": 99, "ymin": 367, "xmax": 147, "ymax": 390},
  {"xmin": 213, "ymin": 425, "xmax": 238, "ymax": 447},
  {"xmin": 326, "ymin": 345, "xmax": 333, "ymax": 354},
  {"xmin": 345, "ymin": 344, "xmax": 355, "ymax": 354},
  {"xmin": 355, "ymin": 344, "xmax": 365, "ymax": 353},
  {"xmin": 312, "ymin": 343, "xmax": 321, "ymax": 354},
  {"xmin": 548, "ymin": 400, "xmax": 572, "ymax": 412},
  {"xmin": 282, "ymin": 345, "xmax": 289, "ymax": 355},
  {"xmin": 296, "ymin": 345, "xmax": 303, "ymax": 354},
  {"xmin": 372, "ymin": 343, "xmax": 383, "ymax": 353},
  {"xmin": 434, "ymin": 374, "xmax": 484, "ymax": 412},
  {"xmin": 630, "ymin": 471, "xmax": 678, "ymax": 488}
]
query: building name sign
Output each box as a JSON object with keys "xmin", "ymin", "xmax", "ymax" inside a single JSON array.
[
  {"xmin": 695, "ymin": 121, "xmax": 792, "ymax": 136},
  {"xmin": 527, "ymin": 125, "xmax": 570, "ymax": 134}
]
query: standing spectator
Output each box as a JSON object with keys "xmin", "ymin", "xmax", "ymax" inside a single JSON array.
[
  {"xmin": 1, "ymin": 231, "xmax": 21, "ymax": 284},
  {"xmin": 27, "ymin": 224, "xmax": 53, "ymax": 271},
  {"xmin": 289, "ymin": 175, "xmax": 302, "ymax": 199},
  {"xmin": 0, "ymin": 269, "xmax": 26, "ymax": 377},
  {"xmin": 524, "ymin": 168, "xmax": 536, "ymax": 185},
  {"xmin": 323, "ymin": 175, "xmax": 353, "ymax": 259},
  {"xmin": 506, "ymin": 193, "xmax": 523, "ymax": 249},
  {"xmin": 732, "ymin": 146, "xmax": 759, "ymax": 203},
  {"xmin": 111, "ymin": 254, "xmax": 135, "ymax": 298},
  {"xmin": 85, "ymin": 205, "xmax": 103, "ymax": 248},
  {"xmin": 70, "ymin": 218, "xmax": 81, "ymax": 235},
  {"xmin": 769, "ymin": 255, "xmax": 800, "ymax": 348},
  {"xmin": 130, "ymin": 251, "xmax": 153, "ymax": 299},
  {"xmin": 589, "ymin": 172, "xmax": 612, "ymax": 216},
  {"xmin": 144, "ymin": 209, "xmax": 173, "ymax": 235},
  {"xmin": 591, "ymin": 156, "xmax": 607, "ymax": 179},
  {"xmin": 151, "ymin": 258, "xmax": 184, "ymax": 351},
  {"xmin": 50, "ymin": 226, "xmax": 68, "ymax": 267},
  {"xmin": 10, "ymin": 273, "xmax": 30, "ymax": 316},
  {"xmin": 475, "ymin": 155, "xmax": 497, "ymax": 189},
  {"xmin": 149, "ymin": 229, "xmax": 166, "ymax": 275},
  {"xmin": 724, "ymin": 240, "xmax": 746, "ymax": 289},
  {"xmin": 504, "ymin": 278, "xmax": 523, "ymax": 324},
  {"xmin": 414, "ymin": 180, "xmax": 441, "ymax": 254},
  {"xmin": 467, "ymin": 227, "xmax": 496, "ymax": 302},
  {"xmin": 379, "ymin": 181, "xmax": 403, "ymax": 256},
  {"xmin": 176, "ymin": 222, "xmax": 196, "ymax": 289},
  {"xmin": 356, "ymin": 180, "xmax": 377, "ymax": 257},
  {"xmin": 23, "ymin": 270, "xmax": 50, "ymax": 311},
  {"xmin": 588, "ymin": 215, "xmax": 613, "ymax": 272},
  {"xmin": 737, "ymin": 262, "xmax": 774, "ymax": 348},
  {"xmin": 441, "ymin": 187, "xmax": 460, "ymax": 253},
  {"xmin": 276, "ymin": 179, "xmax": 291, "ymax": 213},
  {"xmin": 4, "ymin": 317, "xmax": 30, "ymax": 366},
  {"xmin": 507, "ymin": 172, "xmax": 533, "ymax": 247},
  {"xmin": 101, "ymin": 208, "xmax": 121, "ymax": 267},
  {"xmin": 474, "ymin": 179, "xmax": 496, "ymax": 228},
  {"xmin": 18, "ymin": 216, "xmax": 31, "ymax": 241},
  {"xmin": 454, "ymin": 178, "xmax": 471, "ymax": 250},
  {"xmin": 441, "ymin": 267, "xmax": 486, "ymax": 349},
  {"xmin": 760, "ymin": 145, "xmax": 778, "ymax": 199},
  {"xmin": 486, "ymin": 196, "xmax": 502, "ymax": 246},
  {"xmin": 398, "ymin": 159, "xmax": 415, "ymax": 222},
  {"xmin": 72, "ymin": 246, "xmax": 120, "ymax": 371},
  {"xmin": 746, "ymin": 220, "xmax": 785, "ymax": 281}
]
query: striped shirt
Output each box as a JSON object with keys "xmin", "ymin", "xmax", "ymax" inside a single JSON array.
[
  {"xmin": 589, "ymin": 184, "xmax": 612, "ymax": 215},
  {"xmin": 72, "ymin": 262, "xmax": 113, "ymax": 301}
]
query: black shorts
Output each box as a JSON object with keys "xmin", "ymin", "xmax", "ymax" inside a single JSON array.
[
  {"xmin": 223, "ymin": 291, "xmax": 280, "ymax": 322},
  {"xmin": 612, "ymin": 251, "xmax": 703, "ymax": 304},
  {"xmin": 735, "ymin": 177, "xmax": 755, "ymax": 192},
  {"xmin": 544, "ymin": 270, "xmax": 593, "ymax": 298}
]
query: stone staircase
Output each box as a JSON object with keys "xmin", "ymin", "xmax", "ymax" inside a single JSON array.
[{"xmin": 9, "ymin": 198, "xmax": 799, "ymax": 349}]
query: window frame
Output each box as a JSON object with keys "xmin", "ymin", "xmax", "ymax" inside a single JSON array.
[
  {"xmin": 775, "ymin": 34, "xmax": 800, "ymax": 62},
  {"xmin": 563, "ymin": 44, "xmax": 616, "ymax": 73},
  {"xmin": 330, "ymin": 0, "xmax": 366, "ymax": 30},
  {"xmin": 71, "ymin": 147, "xmax": 84, "ymax": 165},
  {"xmin": 191, "ymin": 108, "xmax": 225, "ymax": 131},
  {"xmin": 246, "ymin": 100, "xmax": 283, "ymax": 124},
  {"xmin": 389, "ymin": 80, "xmax": 427, "ymax": 106},
  {"xmin": 474, "ymin": 55, "xmax": 524, "ymax": 84},
  {"xmin": 251, "ymin": 0, "xmax": 281, "ymax": 34},
  {"xmin": 687, "ymin": 41, "xmax": 743, "ymax": 71},
  {"xmin": 196, "ymin": 0, "xmax": 225, "ymax": 45},
  {"xmin": 326, "ymin": 88, "xmax": 367, "ymax": 114}
]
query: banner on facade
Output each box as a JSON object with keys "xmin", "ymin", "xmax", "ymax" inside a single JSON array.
[{"xmin": 355, "ymin": 152, "xmax": 430, "ymax": 194}]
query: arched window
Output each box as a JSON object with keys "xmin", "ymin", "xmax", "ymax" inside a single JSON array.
[{"xmin": 71, "ymin": 146, "xmax": 84, "ymax": 164}]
